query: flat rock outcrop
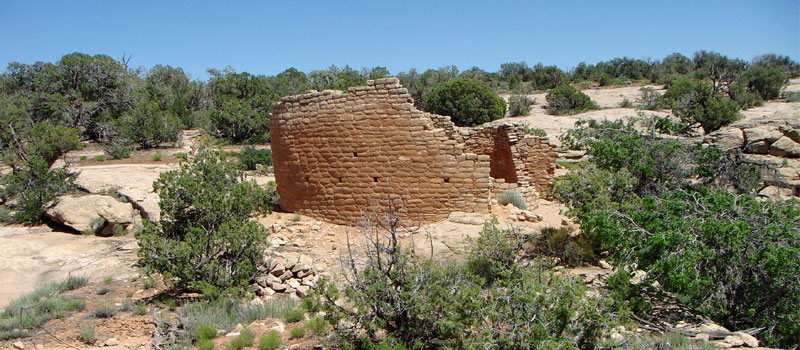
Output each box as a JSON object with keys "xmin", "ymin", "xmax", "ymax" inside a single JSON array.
[{"xmin": 46, "ymin": 194, "xmax": 135, "ymax": 235}]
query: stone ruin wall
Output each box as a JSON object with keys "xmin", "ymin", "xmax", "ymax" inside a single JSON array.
[{"xmin": 270, "ymin": 77, "xmax": 556, "ymax": 225}]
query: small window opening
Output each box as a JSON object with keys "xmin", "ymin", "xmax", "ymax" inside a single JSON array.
[
  {"xmin": 443, "ymin": 178, "xmax": 450, "ymax": 183},
  {"xmin": 338, "ymin": 177, "xmax": 342, "ymax": 183},
  {"xmin": 373, "ymin": 177, "xmax": 379, "ymax": 183},
  {"xmin": 353, "ymin": 152, "xmax": 358, "ymax": 157},
  {"xmin": 305, "ymin": 177, "xmax": 310, "ymax": 183}
]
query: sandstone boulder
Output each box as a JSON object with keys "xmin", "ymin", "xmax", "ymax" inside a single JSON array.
[
  {"xmin": 780, "ymin": 125, "xmax": 800, "ymax": 144},
  {"xmin": 705, "ymin": 128, "xmax": 744, "ymax": 150},
  {"xmin": 743, "ymin": 126, "xmax": 782, "ymax": 144},
  {"xmin": 46, "ymin": 194, "xmax": 134, "ymax": 234},
  {"xmin": 769, "ymin": 136, "xmax": 800, "ymax": 157}
]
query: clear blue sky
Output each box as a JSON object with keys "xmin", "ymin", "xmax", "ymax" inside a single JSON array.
[{"xmin": 1, "ymin": 0, "xmax": 798, "ymax": 80}]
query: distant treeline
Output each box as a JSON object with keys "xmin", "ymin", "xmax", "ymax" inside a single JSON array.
[{"xmin": 1, "ymin": 51, "xmax": 797, "ymax": 145}]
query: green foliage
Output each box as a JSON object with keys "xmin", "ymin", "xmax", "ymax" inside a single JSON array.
[
  {"xmin": 528, "ymin": 226, "xmax": 596, "ymax": 267},
  {"xmin": 134, "ymin": 303, "xmax": 148, "ymax": 316},
  {"xmin": 618, "ymin": 98, "xmax": 633, "ymax": 108},
  {"xmin": 636, "ymin": 87, "xmax": 666, "ymax": 110},
  {"xmin": 284, "ymin": 307, "xmax": 305, "ymax": 323},
  {"xmin": 306, "ymin": 316, "xmax": 328, "ymax": 336},
  {"xmin": 522, "ymin": 125, "xmax": 547, "ymax": 137},
  {"xmin": 79, "ymin": 322, "xmax": 96, "ymax": 344},
  {"xmin": 662, "ymin": 78, "xmax": 740, "ymax": 133},
  {"xmin": 0, "ymin": 156, "xmax": 77, "ymax": 225},
  {"xmin": 745, "ymin": 65, "xmax": 787, "ymax": 100},
  {"xmin": 605, "ymin": 270, "xmax": 650, "ymax": 314},
  {"xmin": 496, "ymin": 190, "xmax": 527, "ymax": 209},
  {"xmin": 647, "ymin": 115, "xmax": 689, "ymax": 135},
  {"xmin": 465, "ymin": 219, "xmax": 519, "ymax": 283},
  {"xmin": 117, "ymin": 99, "xmax": 182, "ymax": 149},
  {"xmin": 96, "ymin": 286, "xmax": 111, "ymax": 295},
  {"xmin": 206, "ymin": 68, "xmax": 274, "ymax": 144},
  {"xmin": 102, "ymin": 139, "xmax": 132, "ymax": 159},
  {"xmin": 0, "ymin": 276, "xmax": 88, "ymax": 339},
  {"xmin": 228, "ymin": 335, "xmax": 247, "ymax": 350},
  {"xmin": 288, "ymin": 213, "xmax": 301, "ymax": 222},
  {"xmin": 197, "ymin": 338, "xmax": 214, "ymax": 350},
  {"xmin": 238, "ymin": 146, "xmax": 272, "ymax": 170},
  {"xmin": 422, "ymin": 79, "xmax": 507, "ymax": 126},
  {"xmin": 507, "ymin": 95, "xmax": 535, "ymax": 116},
  {"xmin": 545, "ymin": 85, "xmax": 599, "ymax": 115},
  {"xmin": 136, "ymin": 148, "xmax": 277, "ymax": 296},
  {"xmin": 181, "ymin": 297, "xmax": 296, "ymax": 334},
  {"xmin": 193, "ymin": 322, "xmax": 217, "ymax": 341},
  {"xmin": 582, "ymin": 190, "xmax": 799, "ymax": 347},
  {"xmin": 93, "ymin": 303, "xmax": 116, "ymax": 318},
  {"xmin": 289, "ymin": 326, "xmax": 305, "ymax": 339},
  {"xmin": 239, "ymin": 327, "xmax": 255, "ymax": 346},
  {"xmin": 152, "ymin": 152, "xmax": 162, "ymax": 161},
  {"xmin": 311, "ymin": 207, "xmax": 625, "ymax": 350},
  {"xmin": 258, "ymin": 331, "xmax": 281, "ymax": 350},
  {"xmin": 93, "ymin": 154, "xmax": 105, "ymax": 162}
]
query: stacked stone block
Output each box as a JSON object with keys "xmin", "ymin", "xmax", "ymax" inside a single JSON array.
[{"xmin": 270, "ymin": 77, "xmax": 556, "ymax": 225}]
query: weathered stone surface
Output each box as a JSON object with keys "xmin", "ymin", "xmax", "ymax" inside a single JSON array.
[
  {"xmin": 46, "ymin": 194, "xmax": 134, "ymax": 233},
  {"xmin": 270, "ymin": 78, "xmax": 555, "ymax": 225},
  {"xmin": 769, "ymin": 136, "xmax": 800, "ymax": 157},
  {"xmin": 743, "ymin": 126, "xmax": 783, "ymax": 144},
  {"xmin": 780, "ymin": 125, "xmax": 800, "ymax": 144},
  {"xmin": 705, "ymin": 128, "xmax": 744, "ymax": 150},
  {"xmin": 447, "ymin": 212, "xmax": 488, "ymax": 225},
  {"xmin": 734, "ymin": 332, "xmax": 759, "ymax": 348}
]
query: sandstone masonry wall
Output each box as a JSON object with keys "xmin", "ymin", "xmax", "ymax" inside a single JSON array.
[{"xmin": 270, "ymin": 78, "xmax": 556, "ymax": 225}]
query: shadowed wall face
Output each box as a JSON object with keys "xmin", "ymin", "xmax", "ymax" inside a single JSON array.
[{"xmin": 270, "ymin": 77, "xmax": 556, "ymax": 225}]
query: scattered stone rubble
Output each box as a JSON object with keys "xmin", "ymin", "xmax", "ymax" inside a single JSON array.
[{"xmin": 252, "ymin": 254, "xmax": 319, "ymax": 298}]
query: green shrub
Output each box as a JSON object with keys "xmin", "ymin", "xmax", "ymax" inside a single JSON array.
[
  {"xmin": 496, "ymin": 190, "xmax": 527, "ymax": 209},
  {"xmin": 258, "ymin": 331, "xmax": 281, "ymax": 350},
  {"xmin": 103, "ymin": 276, "xmax": 113, "ymax": 285},
  {"xmin": 194, "ymin": 322, "xmax": 218, "ymax": 341},
  {"xmin": 79, "ymin": 322, "xmax": 96, "ymax": 344},
  {"xmin": 175, "ymin": 152, "xmax": 187, "ymax": 161},
  {"xmin": 134, "ymin": 303, "xmax": 148, "ymax": 316},
  {"xmin": 152, "ymin": 152, "xmax": 162, "ymax": 161},
  {"xmin": 0, "ymin": 156, "xmax": 77, "ymax": 225},
  {"xmin": 96, "ymin": 286, "xmax": 111, "ymax": 295},
  {"xmin": 288, "ymin": 213, "xmax": 301, "ymax": 222},
  {"xmin": 582, "ymin": 190, "xmax": 799, "ymax": 347},
  {"xmin": 745, "ymin": 65, "xmax": 788, "ymax": 100},
  {"xmin": 662, "ymin": 78, "xmax": 740, "ymax": 133},
  {"xmin": 136, "ymin": 148, "xmax": 277, "ymax": 296},
  {"xmin": 93, "ymin": 303, "xmax": 116, "ymax": 318},
  {"xmin": 284, "ymin": 307, "xmax": 305, "ymax": 323},
  {"xmin": 465, "ymin": 219, "xmax": 519, "ymax": 283},
  {"xmin": 197, "ymin": 338, "xmax": 214, "ymax": 350},
  {"xmin": 238, "ymin": 146, "xmax": 272, "ymax": 170},
  {"xmin": 422, "ymin": 79, "xmax": 507, "ymax": 126},
  {"xmin": 528, "ymin": 226, "xmax": 596, "ymax": 267},
  {"xmin": 545, "ymin": 85, "xmax": 599, "ymax": 115},
  {"xmin": 618, "ymin": 98, "xmax": 633, "ymax": 108},
  {"xmin": 93, "ymin": 154, "xmax": 105, "ymax": 162},
  {"xmin": 142, "ymin": 276, "xmax": 155, "ymax": 289},
  {"xmin": 522, "ymin": 125, "xmax": 547, "ymax": 137},
  {"xmin": 310, "ymin": 205, "xmax": 625, "ymax": 349},
  {"xmin": 605, "ymin": 270, "xmax": 650, "ymax": 314},
  {"xmin": 79, "ymin": 155, "xmax": 87, "ymax": 160},
  {"xmin": 228, "ymin": 336, "xmax": 246, "ymax": 350},
  {"xmin": 289, "ymin": 326, "xmax": 305, "ymax": 339},
  {"xmin": 507, "ymin": 95, "xmax": 535, "ymax": 117},
  {"xmin": 102, "ymin": 139, "xmax": 132, "ymax": 159},
  {"xmin": 239, "ymin": 327, "xmax": 254, "ymax": 346},
  {"xmin": 636, "ymin": 87, "xmax": 666, "ymax": 110},
  {"xmin": 306, "ymin": 316, "xmax": 328, "ymax": 336},
  {"xmin": 65, "ymin": 297, "xmax": 86, "ymax": 311},
  {"xmin": 648, "ymin": 115, "xmax": 689, "ymax": 135},
  {"xmin": 181, "ymin": 297, "xmax": 296, "ymax": 335},
  {"xmin": 116, "ymin": 100, "xmax": 182, "ymax": 149}
]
